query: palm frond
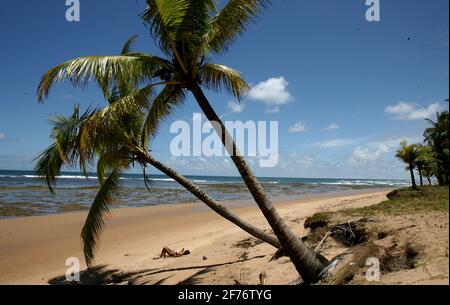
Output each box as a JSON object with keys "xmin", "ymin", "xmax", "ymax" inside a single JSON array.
[
  {"xmin": 81, "ymin": 168, "xmax": 122, "ymax": 266},
  {"xmin": 141, "ymin": 0, "xmax": 191, "ymax": 53},
  {"xmin": 121, "ymin": 35, "xmax": 139, "ymax": 55},
  {"xmin": 33, "ymin": 144, "xmax": 65, "ymax": 195},
  {"xmin": 203, "ymin": 0, "xmax": 270, "ymax": 54},
  {"xmin": 76, "ymin": 123, "xmax": 97, "ymax": 177},
  {"xmin": 83, "ymin": 84, "xmax": 155, "ymax": 140},
  {"xmin": 97, "ymin": 150, "xmax": 132, "ymax": 186},
  {"xmin": 199, "ymin": 63, "xmax": 249, "ymax": 100},
  {"xmin": 174, "ymin": 0, "xmax": 216, "ymax": 56},
  {"xmin": 34, "ymin": 105, "xmax": 99, "ymax": 193},
  {"xmin": 37, "ymin": 55, "xmax": 165, "ymax": 102},
  {"xmin": 396, "ymin": 141, "xmax": 419, "ymax": 166},
  {"xmin": 141, "ymin": 85, "xmax": 185, "ymax": 148}
]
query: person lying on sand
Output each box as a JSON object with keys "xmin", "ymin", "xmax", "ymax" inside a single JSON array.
[{"xmin": 159, "ymin": 247, "xmax": 191, "ymax": 258}]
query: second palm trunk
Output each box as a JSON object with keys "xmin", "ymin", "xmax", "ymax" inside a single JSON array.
[{"xmin": 189, "ymin": 84, "xmax": 329, "ymax": 283}]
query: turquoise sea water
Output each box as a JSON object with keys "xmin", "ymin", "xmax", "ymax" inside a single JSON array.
[{"xmin": 0, "ymin": 170, "xmax": 408, "ymax": 218}]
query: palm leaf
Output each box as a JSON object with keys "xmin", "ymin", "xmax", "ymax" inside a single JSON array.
[
  {"xmin": 37, "ymin": 55, "xmax": 165, "ymax": 102},
  {"xmin": 33, "ymin": 144, "xmax": 65, "ymax": 195},
  {"xmin": 81, "ymin": 168, "xmax": 122, "ymax": 266},
  {"xmin": 141, "ymin": 0, "xmax": 191, "ymax": 53},
  {"xmin": 174, "ymin": 0, "xmax": 216, "ymax": 57},
  {"xmin": 203, "ymin": 0, "xmax": 270, "ymax": 54},
  {"xmin": 83, "ymin": 84, "xmax": 155, "ymax": 138},
  {"xmin": 199, "ymin": 63, "xmax": 249, "ymax": 100},
  {"xmin": 141, "ymin": 85, "xmax": 185, "ymax": 148},
  {"xmin": 34, "ymin": 105, "xmax": 99, "ymax": 193},
  {"xmin": 121, "ymin": 35, "xmax": 139, "ymax": 55},
  {"xmin": 97, "ymin": 150, "xmax": 132, "ymax": 185}
]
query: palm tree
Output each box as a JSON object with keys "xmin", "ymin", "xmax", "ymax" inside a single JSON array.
[
  {"xmin": 421, "ymin": 161, "xmax": 434, "ymax": 186},
  {"xmin": 35, "ymin": 37, "xmax": 280, "ymax": 266},
  {"xmin": 414, "ymin": 145, "xmax": 425, "ymax": 186},
  {"xmin": 36, "ymin": 0, "xmax": 329, "ymax": 282},
  {"xmin": 424, "ymin": 111, "xmax": 449, "ymax": 185},
  {"xmin": 415, "ymin": 144, "xmax": 434, "ymax": 186},
  {"xmin": 395, "ymin": 141, "xmax": 419, "ymax": 190},
  {"xmin": 35, "ymin": 104, "xmax": 280, "ymax": 266}
]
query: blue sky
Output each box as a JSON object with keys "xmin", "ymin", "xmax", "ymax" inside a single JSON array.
[{"xmin": 0, "ymin": 0, "xmax": 448, "ymax": 179}]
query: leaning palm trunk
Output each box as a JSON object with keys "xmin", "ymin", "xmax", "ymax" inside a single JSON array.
[
  {"xmin": 409, "ymin": 166, "xmax": 418, "ymax": 190},
  {"xmin": 190, "ymin": 84, "xmax": 329, "ymax": 283},
  {"xmin": 140, "ymin": 151, "xmax": 281, "ymax": 249},
  {"xmin": 417, "ymin": 167, "xmax": 423, "ymax": 186}
]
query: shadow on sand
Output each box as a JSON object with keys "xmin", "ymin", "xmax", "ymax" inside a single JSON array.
[{"xmin": 48, "ymin": 255, "xmax": 265, "ymax": 285}]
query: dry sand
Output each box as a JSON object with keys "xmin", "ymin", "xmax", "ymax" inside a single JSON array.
[{"xmin": 0, "ymin": 189, "xmax": 395, "ymax": 285}]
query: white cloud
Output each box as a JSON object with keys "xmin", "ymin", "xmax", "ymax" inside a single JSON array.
[
  {"xmin": 385, "ymin": 101, "xmax": 442, "ymax": 120},
  {"xmin": 0, "ymin": 133, "xmax": 5, "ymax": 140},
  {"xmin": 349, "ymin": 137, "xmax": 421, "ymax": 164},
  {"xmin": 247, "ymin": 77, "xmax": 293, "ymax": 112},
  {"xmin": 227, "ymin": 101, "xmax": 245, "ymax": 113},
  {"xmin": 288, "ymin": 121, "xmax": 307, "ymax": 133},
  {"xmin": 310, "ymin": 138, "xmax": 357, "ymax": 149},
  {"xmin": 323, "ymin": 123, "xmax": 339, "ymax": 131},
  {"xmin": 273, "ymin": 153, "xmax": 317, "ymax": 173},
  {"xmin": 350, "ymin": 144, "xmax": 389, "ymax": 163}
]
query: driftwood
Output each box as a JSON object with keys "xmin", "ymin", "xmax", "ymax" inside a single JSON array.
[{"xmin": 314, "ymin": 231, "xmax": 332, "ymax": 252}]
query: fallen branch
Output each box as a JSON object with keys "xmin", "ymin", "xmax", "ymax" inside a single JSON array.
[{"xmin": 314, "ymin": 231, "xmax": 332, "ymax": 252}]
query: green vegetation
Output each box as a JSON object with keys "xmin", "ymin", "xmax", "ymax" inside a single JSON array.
[
  {"xmin": 396, "ymin": 103, "xmax": 449, "ymax": 188},
  {"xmin": 342, "ymin": 186, "xmax": 448, "ymax": 217},
  {"xmin": 423, "ymin": 109, "xmax": 449, "ymax": 185},
  {"xmin": 304, "ymin": 212, "xmax": 331, "ymax": 229},
  {"xmin": 396, "ymin": 141, "xmax": 420, "ymax": 189},
  {"xmin": 308, "ymin": 186, "xmax": 449, "ymax": 221}
]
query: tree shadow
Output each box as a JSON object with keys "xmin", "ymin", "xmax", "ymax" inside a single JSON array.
[
  {"xmin": 177, "ymin": 267, "xmax": 215, "ymax": 285},
  {"xmin": 48, "ymin": 265, "xmax": 156, "ymax": 285},
  {"xmin": 48, "ymin": 255, "xmax": 266, "ymax": 285}
]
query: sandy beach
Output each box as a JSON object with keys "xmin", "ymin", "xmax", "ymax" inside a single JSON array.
[{"xmin": 0, "ymin": 189, "xmax": 393, "ymax": 285}]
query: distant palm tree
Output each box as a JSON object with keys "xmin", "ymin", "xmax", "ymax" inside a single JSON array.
[
  {"xmin": 35, "ymin": 37, "xmax": 279, "ymax": 267},
  {"xmin": 414, "ymin": 144, "xmax": 430, "ymax": 186},
  {"xmin": 424, "ymin": 111, "xmax": 449, "ymax": 185},
  {"xmin": 421, "ymin": 162, "xmax": 434, "ymax": 186},
  {"xmin": 37, "ymin": 1, "xmax": 328, "ymax": 282},
  {"xmin": 395, "ymin": 141, "xmax": 419, "ymax": 190}
]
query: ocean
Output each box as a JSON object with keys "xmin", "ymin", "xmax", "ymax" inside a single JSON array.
[{"xmin": 0, "ymin": 170, "xmax": 409, "ymax": 218}]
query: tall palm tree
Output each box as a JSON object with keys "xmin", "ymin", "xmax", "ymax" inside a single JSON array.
[
  {"xmin": 424, "ymin": 111, "xmax": 449, "ymax": 185},
  {"xmin": 415, "ymin": 145, "xmax": 425, "ymax": 186},
  {"xmin": 396, "ymin": 141, "xmax": 419, "ymax": 190},
  {"xmin": 415, "ymin": 144, "xmax": 434, "ymax": 185},
  {"xmin": 35, "ymin": 37, "xmax": 281, "ymax": 266},
  {"xmin": 37, "ymin": 1, "xmax": 329, "ymax": 282},
  {"xmin": 421, "ymin": 161, "xmax": 434, "ymax": 186},
  {"xmin": 415, "ymin": 144, "xmax": 433, "ymax": 186}
]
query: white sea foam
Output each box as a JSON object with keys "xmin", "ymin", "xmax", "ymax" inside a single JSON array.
[
  {"xmin": 22, "ymin": 175, "xmax": 98, "ymax": 180},
  {"xmin": 318, "ymin": 180, "xmax": 408, "ymax": 186},
  {"xmin": 150, "ymin": 178, "xmax": 176, "ymax": 182}
]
